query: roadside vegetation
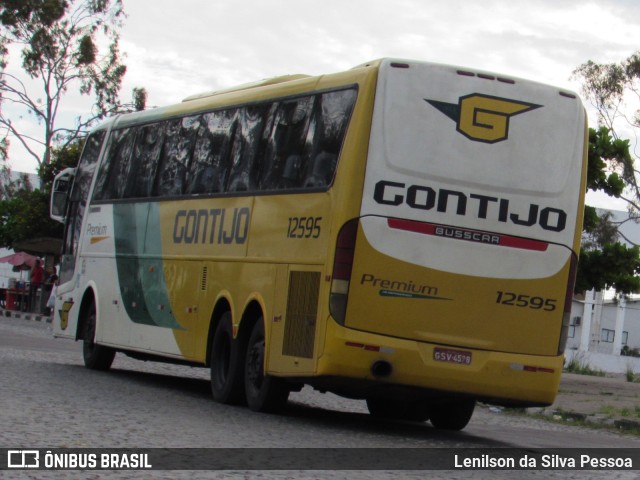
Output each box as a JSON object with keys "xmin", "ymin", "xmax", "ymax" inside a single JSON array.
[{"xmin": 564, "ymin": 354, "xmax": 606, "ymax": 377}]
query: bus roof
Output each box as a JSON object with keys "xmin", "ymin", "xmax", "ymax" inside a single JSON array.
[
  {"xmin": 181, "ymin": 74, "xmax": 311, "ymax": 102},
  {"xmin": 92, "ymin": 58, "xmax": 579, "ymax": 134}
]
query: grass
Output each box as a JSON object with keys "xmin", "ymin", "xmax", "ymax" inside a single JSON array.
[
  {"xmin": 625, "ymin": 364, "xmax": 639, "ymax": 383},
  {"xmin": 564, "ymin": 353, "xmax": 606, "ymax": 377},
  {"xmin": 510, "ymin": 407, "xmax": 640, "ymax": 436},
  {"xmin": 598, "ymin": 405, "xmax": 640, "ymax": 419}
]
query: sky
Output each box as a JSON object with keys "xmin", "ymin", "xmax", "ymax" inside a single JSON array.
[{"xmin": 4, "ymin": 0, "xmax": 640, "ymax": 208}]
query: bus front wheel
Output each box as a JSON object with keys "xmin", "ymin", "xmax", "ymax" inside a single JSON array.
[
  {"xmin": 428, "ymin": 398, "xmax": 475, "ymax": 431},
  {"xmin": 244, "ymin": 320, "xmax": 289, "ymax": 412},
  {"xmin": 82, "ymin": 302, "xmax": 115, "ymax": 370},
  {"xmin": 210, "ymin": 312, "xmax": 245, "ymax": 404}
]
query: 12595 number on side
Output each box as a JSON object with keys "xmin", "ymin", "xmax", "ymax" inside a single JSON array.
[{"xmin": 287, "ymin": 216, "xmax": 322, "ymax": 239}]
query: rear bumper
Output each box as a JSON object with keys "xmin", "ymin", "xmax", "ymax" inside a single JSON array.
[{"xmin": 315, "ymin": 319, "xmax": 563, "ymax": 407}]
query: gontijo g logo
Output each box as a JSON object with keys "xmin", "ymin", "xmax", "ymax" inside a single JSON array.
[{"xmin": 426, "ymin": 94, "xmax": 541, "ymax": 144}]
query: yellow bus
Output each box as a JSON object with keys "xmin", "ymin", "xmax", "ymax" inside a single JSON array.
[{"xmin": 50, "ymin": 58, "xmax": 587, "ymax": 430}]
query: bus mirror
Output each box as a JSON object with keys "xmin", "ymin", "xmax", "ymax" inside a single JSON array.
[{"xmin": 50, "ymin": 167, "xmax": 76, "ymax": 223}]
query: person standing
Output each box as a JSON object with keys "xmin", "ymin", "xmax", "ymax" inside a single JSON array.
[{"xmin": 29, "ymin": 259, "xmax": 44, "ymax": 312}]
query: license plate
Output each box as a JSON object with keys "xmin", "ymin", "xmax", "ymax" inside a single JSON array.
[{"xmin": 433, "ymin": 347, "xmax": 472, "ymax": 365}]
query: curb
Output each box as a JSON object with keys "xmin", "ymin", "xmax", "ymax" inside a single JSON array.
[{"xmin": 2, "ymin": 308, "xmax": 52, "ymax": 323}]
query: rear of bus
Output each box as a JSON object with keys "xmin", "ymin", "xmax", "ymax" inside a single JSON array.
[{"xmin": 322, "ymin": 60, "xmax": 586, "ymax": 413}]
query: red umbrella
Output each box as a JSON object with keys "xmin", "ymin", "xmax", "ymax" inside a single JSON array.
[{"xmin": 0, "ymin": 251, "xmax": 39, "ymax": 270}]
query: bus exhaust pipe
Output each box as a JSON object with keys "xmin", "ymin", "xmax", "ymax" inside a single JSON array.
[{"xmin": 371, "ymin": 360, "xmax": 393, "ymax": 378}]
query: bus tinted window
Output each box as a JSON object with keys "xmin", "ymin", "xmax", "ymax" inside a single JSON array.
[
  {"xmin": 71, "ymin": 131, "xmax": 105, "ymax": 203},
  {"xmin": 100, "ymin": 128, "xmax": 136, "ymax": 200},
  {"xmin": 259, "ymin": 96, "xmax": 314, "ymax": 190},
  {"xmin": 303, "ymin": 89, "xmax": 357, "ymax": 188},
  {"xmin": 154, "ymin": 116, "xmax": 201, "ymax": 197},
  {"xmin": 186, "ymin": 109, "xmax": 237, "ymax": 195},
  {"xmin": 130, "ymin": 122, "xmax": 165, "ymax": 198},
  {"xmin": 92, "ymin": 87, "xmax": 357, "ymax": 201},
  {"xmin": 65, "ymin": 130, "xmax": 106, "ymax": 258},
  {"xmin": 227, "ymin": 104, "xmax": 270, "ymax": 192}
]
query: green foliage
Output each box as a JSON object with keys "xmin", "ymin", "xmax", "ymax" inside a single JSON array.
[
  {"xmin": 564, "ymin": 353, "xmax": 606, "ymax": 377},
  {"xmin": 573, "ymin": 53, "xmax": 640, "ymax": 295},
  {"xmin": 573, "ymin": 59, "xmax": 627, "ymax": 113},
  {"xmin": 575, "ymin": 126, "xmax": 639, "ymax": 293},
  {"xmin": 0, "ymin": 141, "xmax": 80, "ymax": 248},
  {"xmin": 38, "ymin": 140, "xmax": 83, "ymax": 192},
  {"xmin": 0, "ymin": 0, "xmax": 66, "ymax": 31},
  {"xmin": 575, "ymin": 243, "xmax": 640, "ymax": 294},
  {"xmin": 587, "ymin": 126, "xmax": 632, "ymax": 198},
  {"xmin": 0, "ymin": 188, "xmax": 62, "ymax": 247},
  {"xmin": 582, "ymin": 206, "xmax": 599, "ymax": 235},
  {"xmin": 77, "ymin": 34, "xmax": 97, "ymax": 66},
  {"xmin": 621, "ymin": 345, "xmax": 640, "ymax": 359}
]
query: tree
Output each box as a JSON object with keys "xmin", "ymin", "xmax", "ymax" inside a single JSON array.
[
  {"xmin": 574, "ymin": 52, "xmax": 640, "ymax": 213},
  {"xmin": 0, "ymin": 0, "xmax": 146, "ymax": 171},
  {"xmin": 0, "ymin": 184, "xmax": 60, "ymax": 247},
  {"xmin": 0, "ymin": 140, "xmax": 80, "ymax": 248},
  {"xmin": 573, "ymin": 52, "xmax": 640, "ymax": 294}
]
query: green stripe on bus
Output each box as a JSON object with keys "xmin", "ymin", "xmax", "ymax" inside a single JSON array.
[{"xmin": 114, "ymin": 203, "xmax": 183, "ymax": 329}]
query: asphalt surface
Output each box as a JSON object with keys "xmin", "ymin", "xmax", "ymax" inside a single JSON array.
[{"xmin": 3, "ymin": 308, "xmax": 640, "ymax": 430}]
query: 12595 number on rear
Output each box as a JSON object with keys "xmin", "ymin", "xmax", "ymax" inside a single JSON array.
[{"xmin": 496, "ymin": 291, "xmax": 557, "ymax": 311}]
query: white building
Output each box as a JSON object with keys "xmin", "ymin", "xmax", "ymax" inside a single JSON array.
[{"xmin": 568, "ymin": 294, "xmax": 640, "ymax": 356}]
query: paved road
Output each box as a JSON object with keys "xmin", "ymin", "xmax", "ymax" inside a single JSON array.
[{"xmin": 1, "ymin": 316, "xmax": 639, "ymax": 479}]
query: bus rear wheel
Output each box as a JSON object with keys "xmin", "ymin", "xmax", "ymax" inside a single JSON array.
[
  {"xmin": 210, "ymin": 312, "xmax": 245, "ymax": 404},
  {"xmin": 82, "ymin": 302, "xmax": 115, "ymax": 370},
  {"xmin": 428, "ymin": 398, "xmax": 475, "ymax": 431},
  {"xmin": 244, "ymin": 320, "xmax": 289, "ymax": 412}
]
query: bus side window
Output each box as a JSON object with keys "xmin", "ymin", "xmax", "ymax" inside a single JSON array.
[
  {"xmin": 302, "ymin": 89, "xmax": 357, "ymax": 188},
  {"xmin": 60, "ymin": 130, "xmax": 105, "ymax": 283},
  {"xmin": 154, "ymin": 116, "xmax": 200, "ymax": 197},
  {"xmin": 227, "ymin": 104, "xmax": 269, "ymax": 193},
  {"xmin": 129, "ymin": 122, "xmax": 165, "ymax": 198},
  {"xmin": 304, "ymin": 151, "xmax": 337, "ymax": 188},
  {"xmin": 186, "ymin": 119, "xmax": 214, "ymax": 195},
  {"xmin": 92, "ymin": 135, "xmax": 113, "ymax": 201},
  {"xmin": 71, "ymin": 131, "xmax": 104, "ymax": 203},
  {"xmin": 98, "ymin": 128, "xmax": 136, "ymax": 200},
  {"xmin": 259, "ymin": 97, "xmax": 313, "ymax": 190},
  {"xmin": 186, "ymin": 109, "xmax": 237, "ymax": 195}
]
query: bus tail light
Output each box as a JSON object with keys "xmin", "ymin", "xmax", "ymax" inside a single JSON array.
[
  {"xmin": 558, "ymin": 253, "xmax": 579, "ymax": 355},
  {"xmin": 330, "ymin": 219, "xmax": 359, "ymax": 325}
]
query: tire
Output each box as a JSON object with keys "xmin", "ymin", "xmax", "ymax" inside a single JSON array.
[
  {"xmin": 82, "ymin": 302, "xmax": 115, "ymax": 371},
  {"xmin": 244, "ymin": 320, "xmax": 289, "ymax": 412},
  {"xmin": 210, "ymin": 312, "xmax": 245, "ymax": 404},
  {"xmin": 366, "ymin": 398, "xmax": 429, "ymax": 422},
  {"xmin": 429, "ymin": 398, "xmax": 475, "ymax": 431}
]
